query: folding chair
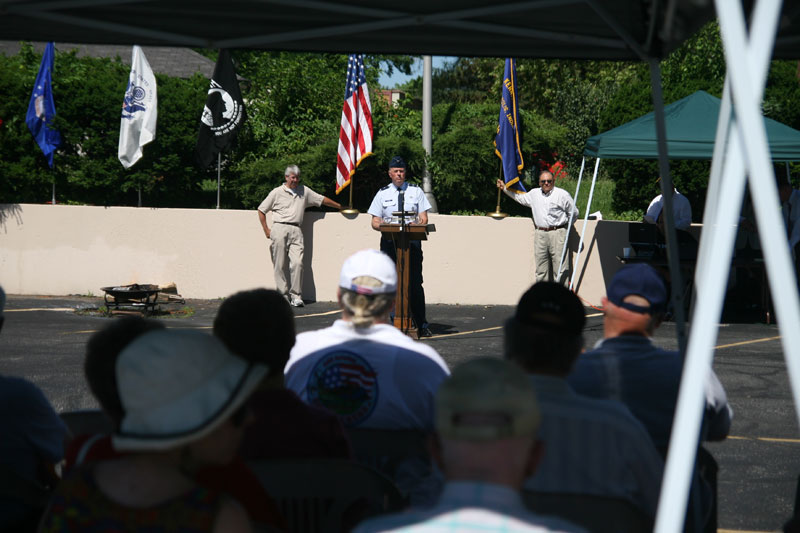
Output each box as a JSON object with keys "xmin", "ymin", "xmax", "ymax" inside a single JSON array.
[
  {"xmin": 345, "ymin": 428, "xmax": 439, "ymax": 505},
  {"xmin": 0, "ymin": 463, "xmax": 51, "ymax": 533},
  {"xmin": 523, "ymin": 490, "xmax": 652, "ymax": 533},
  {"xmin": 59, "ymin": 409, "xmax": 114, "ymax": 436},
  {"xmin": 248, "ymin": 458, "xmax": 406, "ymax": 533},
  {"xmin": 345, "ymin": 428, "xmax": 429, "ymax": 477}
]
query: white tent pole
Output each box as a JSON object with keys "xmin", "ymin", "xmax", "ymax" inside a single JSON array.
[
  {"xmin": 655, "ymin": 122, "xmax": 747, "ymax": 533},
  {"xmin": 727, "ymin": 0, "xmax": 800, "ymax": 422},
  {"xmin": 569, "ymin": 157, "xmax": 599, "ymax": 290},
  {"xmin": 557, "ymin": 156, "xmax": 586, "ymax": 283},
  {"xmin": 655, "ymin": 1, "xmax": 784, "ymax": 531},
  {"xmin": 694, "ymin": 77, "xmax": 733, "ymax": 297}
]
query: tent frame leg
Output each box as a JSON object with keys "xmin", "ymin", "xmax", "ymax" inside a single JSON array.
[{"xmin": 655, "ymin": 1, "xmax": 792, "ymax": 532}]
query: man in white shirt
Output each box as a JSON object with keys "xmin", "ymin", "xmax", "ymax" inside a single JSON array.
[
  {"xmin": 497, "ymin": 171, "xmax": 578, "ymax": 284},
  {"xmin": 644, "ymin": 187, "xmax": 692, "ymax": 231},
  {"xmin": 285, "ymin": 249, "xmax": 448, "ymax": 505},
  {"xmin": 779, "ymin": 178, "xmax": 800, "ymax": 257},
  {"xmin": 257, "ymin": 164, "xmax": 341, "ymax": 307}
]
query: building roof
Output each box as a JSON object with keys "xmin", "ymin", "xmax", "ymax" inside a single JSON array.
[{"xmin": 0, "ymin": 41, "xmax": 215, "ymax": 79}]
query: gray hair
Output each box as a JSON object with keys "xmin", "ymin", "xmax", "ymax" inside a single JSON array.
[
  {"xmin": 285, "ymin": 165, "xmax": 300, "ymax": 177},
  {"xmin": 340, "ymin": 276, "xmax": 394, "ymax": 328}
]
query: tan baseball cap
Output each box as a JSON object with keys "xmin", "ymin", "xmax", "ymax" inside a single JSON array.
[{"xmin": 436, "ymin": 357, "xmax": 540, "ymax": 441}]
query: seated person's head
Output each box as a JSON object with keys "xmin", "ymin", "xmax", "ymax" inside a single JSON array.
[
  {"xmin": 84, "ymin": 316, "xmax": 165, "ymax": 427},
  {"xmin": 504, "ymin": 282, "xmax": 585, "ymax": 376},
  {"xmin": 434, "ymin": 357, "xmax": 543, "ymax": 489},
  {"xmin": 213, "ymin": 289, "xmax": 295, "ymax": 376},
  {"xmin": 112, "ymin": 329, "xmax": 268, "ymax": 468},
  {"xmin": 602, "ymin": 264, "xmax": 667, "ymax": 336},
  {"xmin": 337, "ymin": 249, "xmax": 396, "ymax": 328}
]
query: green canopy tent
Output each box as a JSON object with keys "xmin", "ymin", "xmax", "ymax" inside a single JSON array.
[
  {"xmin": 584, "ymin": 90, "xmax": 800, "ymax": 160},
  {"xmin": 566, "ymin": 90, "xmax": 800, "ymax": 291}
]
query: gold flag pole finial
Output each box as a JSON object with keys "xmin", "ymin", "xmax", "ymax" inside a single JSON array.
[{"xmin": 340, "ymin": 178, "xmax": 359, "ymax": 215}]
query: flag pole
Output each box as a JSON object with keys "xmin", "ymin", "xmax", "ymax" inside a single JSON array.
[
  {"xmin": 138, "ymin": 185, "xmax": 142, "ymax": 207},
  {"xmin": 488, "ymin": 163, "xmax": 507, "ymax": 219},
  {"xmin": 52, "ymin": 181, "xmax": 56, "ymax": 205},
  {"xmin": 340, "ymin": 179, "xmax": 358, "ymax": 214},
  {"xmin": 216, "ymin": 153, "xmax": 221, "ymax": 209}
]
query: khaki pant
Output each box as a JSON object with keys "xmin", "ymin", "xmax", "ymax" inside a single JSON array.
[
  {"xmin": 534, "ymin": 227, "xmax": 570, "ymax": 285},
  {"xmin": 270, "ymin": 223, "xmax": 304, "ymax": 299}
]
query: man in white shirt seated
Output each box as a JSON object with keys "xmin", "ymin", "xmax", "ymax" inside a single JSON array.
[
  {"xmin": 644, "ymin": 186, "xmax": 692, "ymax": 231},
  {"xmin": 497, "ymin": 171, "xmax": 578, "ymax": 285},
  {"xmin": 354, "ymin": 357, "xmax": 584, "ymax": 533},
  {"xmin": 284, "ymin": 249, "xmax": 449, "ymax": 505}
]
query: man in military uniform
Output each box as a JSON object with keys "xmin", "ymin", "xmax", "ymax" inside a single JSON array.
[{"xmin": 368, "ymin": 156, "xmax": 432, "ymax": 337}]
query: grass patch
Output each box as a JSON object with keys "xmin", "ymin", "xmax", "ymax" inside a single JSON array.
[
  {"xmin": 448, "ymin": 177, "xmax": 642, "ymax": 221},
  {"xmin": 557, "ymin": 177, "xmax": 641, "ymax": 221}
]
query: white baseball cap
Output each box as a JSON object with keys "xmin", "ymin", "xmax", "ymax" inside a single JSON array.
[
  {"xmin": 339, "ymin": 249, "xmax": 397, "ymax": 295},
  {"xmin": 112, "ymin": 329, "xmax": 268, "ymax": 451}
]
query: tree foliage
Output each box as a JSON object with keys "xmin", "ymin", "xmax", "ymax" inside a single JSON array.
[
  {"xmin": 3, "ymin": 25, "xmax": 800, "ymax": 220},
  {"xmin": 0, "ymin": 43, "xmax": 209, "ymax": 207}
]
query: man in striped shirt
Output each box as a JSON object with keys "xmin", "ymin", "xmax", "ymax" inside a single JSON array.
[{"xmin": 504, "ymin": 282, "xmax": 664, "ymax": 520}]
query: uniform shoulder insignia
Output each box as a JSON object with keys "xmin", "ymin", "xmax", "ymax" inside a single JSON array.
[{"xmin": 380, "ymin": 184, "xmax": 391, "ymax": 191}]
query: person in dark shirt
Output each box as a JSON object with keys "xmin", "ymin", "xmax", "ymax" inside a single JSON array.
[{"xmin": 213, "ymin": 288, "xmax": 352, "ymax": 460}]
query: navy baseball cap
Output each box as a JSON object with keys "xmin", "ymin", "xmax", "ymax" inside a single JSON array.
[
  {"xmin": 607, "ymin": 264, "xmax": 667, "ymax": 315},
  {"xmin": 389, "ymin": 156, "xmax": 406, "ymax": 169},
  {"xmin": 513, "ymin": 282, "xmax": 585, "ymax": 336}
]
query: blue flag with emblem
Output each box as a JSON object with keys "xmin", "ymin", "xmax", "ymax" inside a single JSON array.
[
  {"xmin": 26, "ymin": 42, "xmax": 61, "ymax": 169},
  {"xmin": 494, "ymin": 58, "xmax": 526, "ymax": 193}
]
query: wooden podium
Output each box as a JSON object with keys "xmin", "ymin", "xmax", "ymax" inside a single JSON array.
[{"xmin": 379, "ymin": 223, "xmax": 433, "ymax": 338}]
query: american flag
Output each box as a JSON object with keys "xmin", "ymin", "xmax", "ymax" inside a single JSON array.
[{"xmin": 335, "ymin": 54, "xmax": 373, "ymax": 194}]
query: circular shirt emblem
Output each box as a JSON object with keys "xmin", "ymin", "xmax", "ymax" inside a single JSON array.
[{"xmin": 306, "ymin": 351, "xmax": 378, "ymax": 426}]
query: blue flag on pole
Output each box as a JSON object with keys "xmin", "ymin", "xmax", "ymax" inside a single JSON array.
[
  {"xmin": 494, "ymin": 58, "xmax": 526, "ymax": 193},
  {"xmin": 26, "ymin": 42, "xmax": 61, "ymax": 168}
]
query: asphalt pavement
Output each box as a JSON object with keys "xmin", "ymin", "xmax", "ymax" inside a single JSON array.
[{"xmin": 0, "ymin": 294, "xmax": 797, "ymax": 532}]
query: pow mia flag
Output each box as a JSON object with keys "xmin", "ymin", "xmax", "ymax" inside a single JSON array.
[{"xmin": 195, "ymin": 49, "xmax": 246, "ymax": 168}]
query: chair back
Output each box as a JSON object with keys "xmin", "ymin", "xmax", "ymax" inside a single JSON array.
[
  {"xmin": 346, "ymin": 428, "xmax": 429, "ymax": 477},
  {"xmin": 0, "ymin": 462, "xmax": 50, "ymax": 533},
  {"xmin": 523, "ymin": 490, "xmax": 652, "ymax": 533},
  {"xmin": 248, "ymin": 459, "xmax": 405, "ymax": 533},
  {"xmin": 60, "ymin": 409, "xmax": 114, "ymax": 436}
]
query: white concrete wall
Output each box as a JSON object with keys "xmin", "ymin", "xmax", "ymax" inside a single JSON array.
[{"xmin": 0, "ymin": 203, "xmax": 635, "ymax": 306}]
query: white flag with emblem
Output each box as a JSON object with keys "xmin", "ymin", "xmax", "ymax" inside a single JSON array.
[{"xmin": 118, "ymin": 45, "xmax": 157, "ymax": 168}]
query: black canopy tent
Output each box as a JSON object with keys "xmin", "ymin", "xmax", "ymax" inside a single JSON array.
[
  {"xmin": 3, "ymin": 1, "xmax": 800, "ymax": 531},
  {"xmin": 0, "ymin": 0, "xmax": 715, "ymax": 60}
]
